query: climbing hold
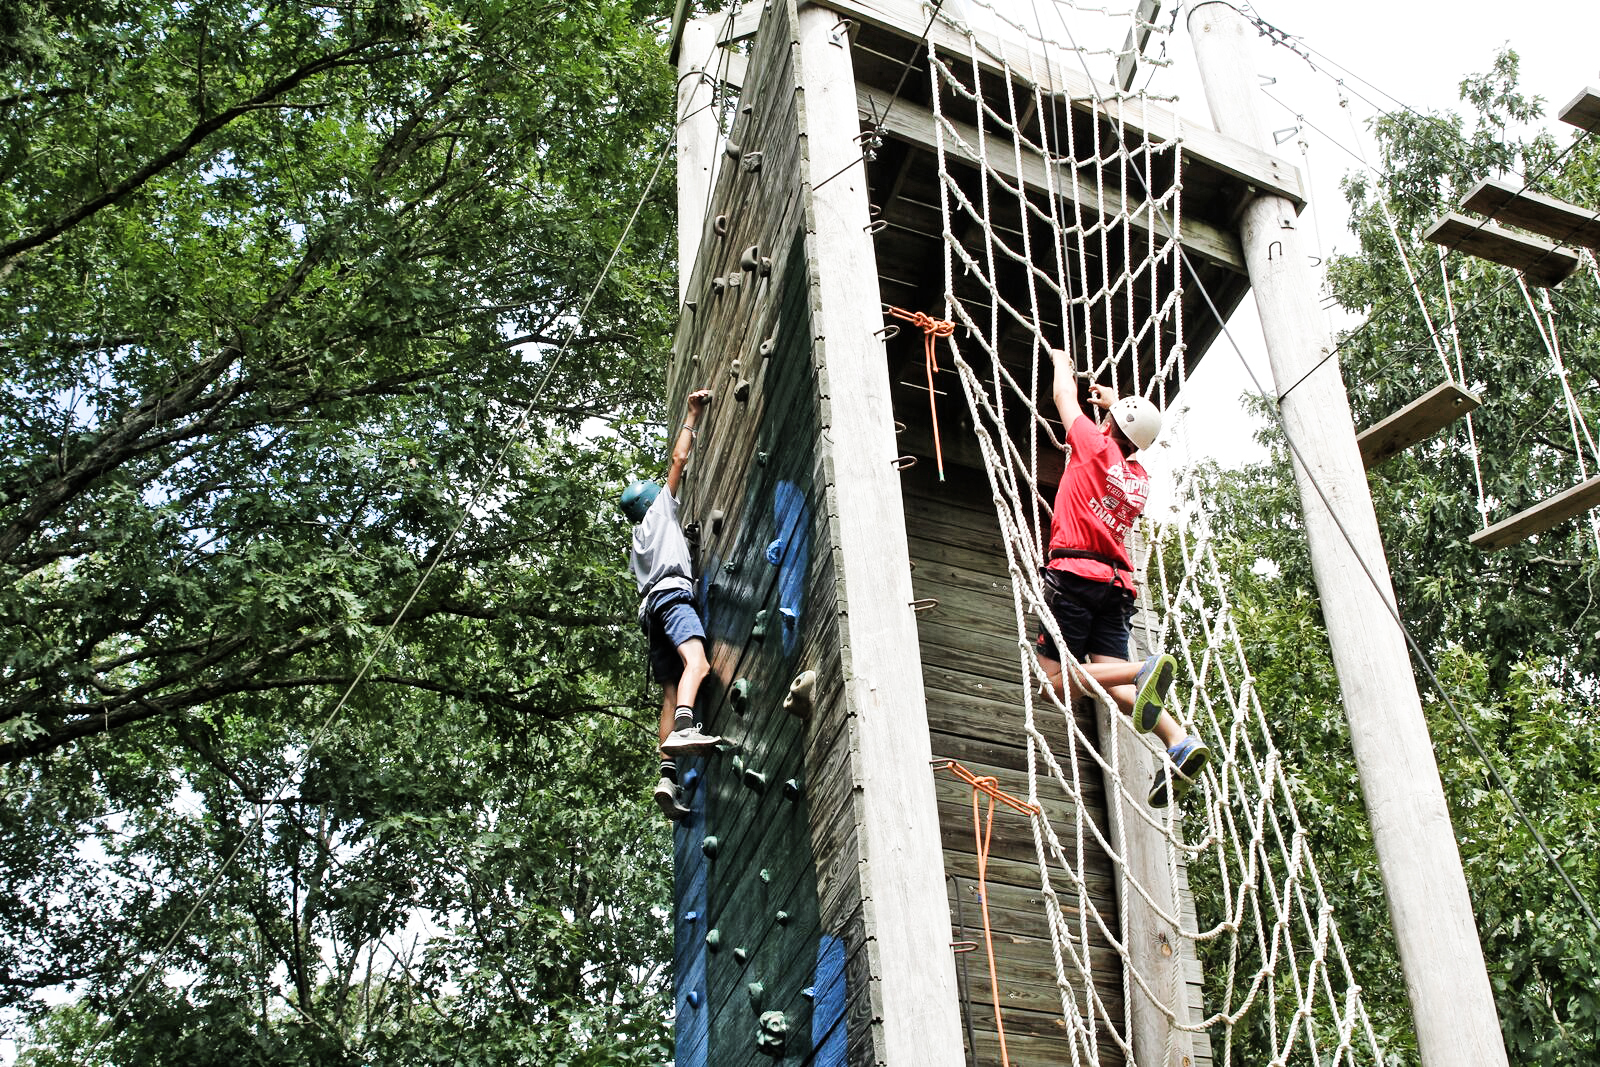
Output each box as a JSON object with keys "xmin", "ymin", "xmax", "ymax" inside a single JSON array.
[
  {"xmin": 780, "ymin": 607, "xmax": 797, "ymax": 631},
  {"xmin": 723, "ymin": 558, "xmax": 739, "ymax": 575},
  {"xmin": 681, "ymin": 767, "xmax": 701, "ymax": 793},
  {"xmin": 733, "ymin": 946, "xmax": 749, "ymax": 964},
  {"xmin": 747, "ymin": 980, "xmax": 765, "ymax": 1009},
  {"xmin": 734, "ymin": 377, "xmax": 751, "ymax": 403},
  {"xmin": 755, "ymin": 1011, "xmax": 788, "ymax": 1056},
  {"xmin": 731, "ymin": 754, "xmax": 745, "ymax": 773},
  {"xmin": 688, "ymin": 990, "xmax": 703, "ymax": 1008},
  {"xmin": 775, "ymin": 909, "xmax": 790, "ymax": 925},
  {"xmin": 740, "ymin": 245, "xmax": 762, "ymax": 272},
  {"xmin": 725, "ymin": 140, "xmax": 743, "ymax": 161},
  {"xmin": 702, "ymin": 836, "xmax": 720, "ymax": 858},
  {"xmin": 756, "ymin": 450, "xmax": 769, "ymax": 466},
  {"xmin": 709, "ymin": 508, "xmax": 725, "ymax": 534},
  {"xmin": 705, "ymin": 929, "xmax": 722, "ymax": 950},
  {"xmin": 751, "ymin": 609, "xmax": 769, "ymax": 641},
  {"xmin": 783, "ymin": 670, "xmax": 816, "ymax": 717},
  {"xmin": 758, "ymin": 868, "xmax": 771, "ymax": 884},
  {"xmin": 685, "ymin": 299, "xmax": 698, "ymax": 312},
  {"xmin": 713, "ymin": 213, "xmax": 728, "ymax": 236},
  {"xmin": 725, "ymin": 271, "xmax": 742, "ymax": 290},
  {"xmin": 730, "ymin": 678, "xmax": 750, "ymax": 713},
  {"xmin": 765, "ymin": 538, "xmax": 785, "ymax": 565},
  {"xmin": 711, "ymin": 276, "xmax": 727, "ymax": 296},
  {"xmin": 684, "ymin": 909, "xmax": 700, "ymax": 923},
  {"xmin": 744, "ymin": 768, "xmax": 768, "ymax": 794},
  {"xmin": 759, "ymin": 337, "xmax": 776, "ymax": 357},
  {"xmin": 741, "ymin": 151, "xmax": 763, "ymax": 172},
  {"xmin": 782, "ymin": 778, "xmax": 803, "ymax": 802}
]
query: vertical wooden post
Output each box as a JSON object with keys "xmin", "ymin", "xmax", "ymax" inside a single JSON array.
[
  {"xmin": 794, "ymin": 4, "xmax": 966, "ymax": 1063},
  {"xmin": 1108, "ymin": 543, "xmax": 1198, "ymax": 1067},
  {"xmin": 676, "ymin": 16, "xmax": 719, "ymax": 304},
  {"xmin": 1188, "ymin": 5, "xmax": 1510, "ymax": 1065}
]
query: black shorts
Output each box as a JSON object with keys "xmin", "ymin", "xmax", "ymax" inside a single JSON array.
[{"xmin": 1035, "ymin": 568, "xmax": 1134, "ymax": 664}]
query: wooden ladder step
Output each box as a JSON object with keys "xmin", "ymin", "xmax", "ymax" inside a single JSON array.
[
  {"xmin": 1458, "ymin": 177, "xmax": 1600, "ymax": 251},
  {"xmin": 1356, "ymin": 381, "xmax": 1482, "ymax": 469},
  {"xmin": 1423, "ymin": 212, "xmax": 1580, "ymax": 288},
  {"xmin": 1558, "ymin": 86, "xmax": 1600, "ymax": 134},
  {"xmin": 1469, "ymin": 473, "xmax": 1600, "ymax": 551}
]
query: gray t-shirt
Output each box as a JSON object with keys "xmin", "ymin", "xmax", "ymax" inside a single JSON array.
[{"xmin": 629, "ymin": 486, "xmax": 694, "ymax": 615}]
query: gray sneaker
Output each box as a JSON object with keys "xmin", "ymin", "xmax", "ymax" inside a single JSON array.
[
  {"xmin": 654, "ymin": 777, "xmax": 690, "ymax": 821},
  {"xmin": 661, "ymin": 724, "xmax": 723, "ymax": 756}
]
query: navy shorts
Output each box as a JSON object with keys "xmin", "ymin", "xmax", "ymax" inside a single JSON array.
[
  {"xmin": 1035, "ymin": 569, "xmax": 1134, "ymax": 663},
  {"xmin": 644, "ymin": 588, "xmax": 707, "ymax": 683}
]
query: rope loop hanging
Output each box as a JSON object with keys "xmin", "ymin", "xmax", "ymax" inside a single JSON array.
[{"xmin": 885, "ymin": 305, "xmax": 956, "ymax": 481}]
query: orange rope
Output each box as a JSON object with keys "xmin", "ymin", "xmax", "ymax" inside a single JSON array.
[
  {"xmin": 885, "ymin": 306, "xmax": 955, "ymax": 481},
  {"xmin": 933, "ymin": 759, "xmax": 1040, "ymax": 1066}
]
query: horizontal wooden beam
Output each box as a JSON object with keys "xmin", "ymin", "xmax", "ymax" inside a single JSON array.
[
  {"xmin": 819, "ymin": 0, "xmax": 1306, "ymax": 208},
  {"xmin": 1558, "ymin": 86, "xmax": 1600, "ymax": 134},
  {"xmin": 1423, "ymin": 212, "xmax": 1579, "ymax": 288},
  {"xmin": 1470, "ymin": 473, "xmax": 1600, "ymax": 551},
  {"xmin": 859, "ymin": 85, "xmax": 1248, "ymax": 274},
  {"xmin": 1458, "ymin": 177, "xmax": 1600, "ymax": 251},
  {"xmin": 1356, "ymin": 381, "xmax": 1481, "ymax": 468}
]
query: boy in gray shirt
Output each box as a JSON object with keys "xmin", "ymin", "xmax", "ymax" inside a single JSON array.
[{"xmin": 622, "ymin": 388, "xmax": 721, "ymax": 820}]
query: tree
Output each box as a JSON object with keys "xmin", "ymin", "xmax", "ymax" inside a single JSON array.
[
  {"xmin": 2, "ymin": 0, "xmax": 687, "ymax": 1060},
  {"xmin": 1185, "ymin": 53, "xmax": 1600, "ymax": 1064}
]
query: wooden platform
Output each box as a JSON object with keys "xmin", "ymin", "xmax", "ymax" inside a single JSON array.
[
  {"xmin": 1559, "ymin": 86, "xmax": 1600, "ymax": 134},
  {"xmin": 1355, "ymin": 381, "xmax": 1482, "ymax": 469},
  {"xmin": 1469, "ymin": 473, "xmax": 1600, "ymax": 551},
  {"xmin": 1423, "ymin": 211, "xmax": 1580, "ymax": 288},
  {"xmin": 1458, "ymin": 177, "xmax": 1600, "ymax": 251}
]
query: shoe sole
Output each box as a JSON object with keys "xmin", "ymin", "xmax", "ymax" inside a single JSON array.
[
  {"xmin": 1149, "ymin": 744, "xmax": 1210, "ymax": 807},
  {"xmin": 1132, "ymin": 654, "xmax": 1176, "ymax": 734},
  {"xmin": 660, "ymin": 734, "xmax": 723, "ymax": 756},
  {"xmin": 654, "ymin": 788, "xmax": 690, "ymax": 821}
]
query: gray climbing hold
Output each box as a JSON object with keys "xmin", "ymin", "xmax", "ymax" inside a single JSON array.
[
  {"xmin": 759, "ymin": 337, "xmax": 776, "ymax": 357},
  {"xmin": 744, "ymin": 768, "xmax": 767, "ymax": 794},
  {"xmin": 755, "ymin": 1011, "xmax": 788, "ymax": 1056},
  {"xmin": 740, "ymin": 151, "xmax": 763, "ymax": 172},
  {"xmin": 713, "ymin": 213, "xmax": 728, "ymax": 236},
  {"xmin": 709, "ymin": 508, "xmax": 725, "ymax": 534},
  {"xmin": 740, "ymin": 245, "xmax": 762, "ymax": 272},
  {"xmin": 724, "ymin": 141, "xmax": 742, "ymax": 161},
  {"xmin": 783, "ymin": 670, "xmax": 816, "ymax": 717}
]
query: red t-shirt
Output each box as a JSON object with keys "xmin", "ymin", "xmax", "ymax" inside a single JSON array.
[{"xmin": 1046, "ymin": 413, "xmax": 1149, "ymax": 595}]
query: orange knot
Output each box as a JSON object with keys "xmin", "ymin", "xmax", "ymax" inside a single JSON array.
[{"xmin": 884, "ymin": 306, "xmax": 955, "ymax": 482}]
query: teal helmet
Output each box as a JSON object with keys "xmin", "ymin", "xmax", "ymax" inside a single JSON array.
[{"xmin": 620, "ymin": 479, "xmax": 661, "ymax": 524}]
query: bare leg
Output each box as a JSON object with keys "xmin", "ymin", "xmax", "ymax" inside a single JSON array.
[{"xmin": 1037, "ymin": 651, "xmax": 1184, "ymax": 748}]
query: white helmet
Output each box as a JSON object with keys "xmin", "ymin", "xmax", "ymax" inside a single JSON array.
[{"xmin": 1108, "ymin": 395, "xmax": 1161, "ymax": 450}]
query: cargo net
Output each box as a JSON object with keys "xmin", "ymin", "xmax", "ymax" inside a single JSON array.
[{"xmin": 920, "ymin": 16, "xmax": 1388, "ymax": 1067}]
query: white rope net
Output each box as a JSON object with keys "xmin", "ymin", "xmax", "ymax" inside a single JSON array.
[{"xmin": 922, "ymin": 13, "xmax": 1388, "ymax": 1065}]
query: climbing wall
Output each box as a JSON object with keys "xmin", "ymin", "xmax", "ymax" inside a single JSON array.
[{"xmin": 665, "ymin": 1, "xmax": 960, "ymax": 1064}]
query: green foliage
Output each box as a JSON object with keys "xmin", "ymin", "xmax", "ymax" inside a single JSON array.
[{"xmin": 2, "ymin": 0, "xmax": 684, "ymax": 1060}]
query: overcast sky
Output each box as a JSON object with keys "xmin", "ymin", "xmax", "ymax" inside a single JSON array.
[{"xmin": 1011, "ymin": 0, "xmax": 1600, "ymax": 469}]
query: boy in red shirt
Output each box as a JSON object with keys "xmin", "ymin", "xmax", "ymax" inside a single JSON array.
[{"xmin": 1036, "ymin": 349, "xmax": 1209, "ymax": 806}]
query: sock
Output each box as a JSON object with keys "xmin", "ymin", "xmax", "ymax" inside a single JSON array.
[
  {"xmin": 659, "ymin": 758, "xmax": 678, "ymax": 783},
  {"xmin": 673, "ymin": 705, "xmax": 694, "ymax": 731}
]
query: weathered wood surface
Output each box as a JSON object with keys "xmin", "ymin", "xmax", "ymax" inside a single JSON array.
[
  {"xmin": 1458, "ymin": 176, "xmax": 1600, "ymax": 251},
  {"xmin": 1423, "ymin": 211, "xmax": 1580, "ymax": 288},
  {"xmin": 1558, "ymin": 86, "xmax": 1600, "ymax": 134},
  {"xmin": 1356, "ymin": 380, "xmax": 1482, "ymax": 469},
  {"xmin": 1116, "ymin": 0, "xmax": 1163, "ymax": 91},
  {"xmin": 1469, "ymin": 472, "xmax": 1600, "ymax": 551}
]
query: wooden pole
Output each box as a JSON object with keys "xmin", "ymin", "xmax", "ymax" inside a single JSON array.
[
  {"xmin": 795, "ymin": 5, "xmax": 966, "ymax": 1063},
  {"xmin": 1188, "ymin": 6, "xmax": 1510, "ymax": 1064},
  {"xmin": 676, "ymin": 15, "xmax": 718, "ymax": 304}
]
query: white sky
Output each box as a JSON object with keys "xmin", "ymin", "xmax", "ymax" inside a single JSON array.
[{"xmin": 1136, "ymin": 0, "xmax": 1600, "ymax": 468}]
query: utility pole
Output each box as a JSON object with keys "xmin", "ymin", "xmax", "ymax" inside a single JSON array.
[{"xmin": 1189, "ymin": 5, "xmax": 1510, "ymax": 1064}]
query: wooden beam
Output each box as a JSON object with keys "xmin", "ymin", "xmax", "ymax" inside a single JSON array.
[
  {"xmin": 1558, "ymin": 86, "xmax": 1600, "ymax": 134},
  {"xmin": 1458, "ymin": 177, "xmax": 1600, "ymax": 251},
  {"xmin": 826, "ymin": 0, "xmax": 1306, "ymax": 207},
  {"xmin": 1469, "ymin": 473, "xmax": 1600, "ymax": 551},
  {"xmin": 858, "ymin": 84, "xmax": 1249, "ymax": 273},
  {"xmin": 1115, "ymin": 0, "xmax": 1162, "ymax": 91},
  {"xmin": 1422, "ymin": 212, "xmax": 1580, "ymax": 288},
  {"xmin": 1356, "ymin": 381, "xmax": 1482, "ymax": 469}
]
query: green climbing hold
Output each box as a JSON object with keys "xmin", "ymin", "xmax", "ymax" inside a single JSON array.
[{"xmin": 702, "ymin": 835, "xmax": 720, "ymax": 858}]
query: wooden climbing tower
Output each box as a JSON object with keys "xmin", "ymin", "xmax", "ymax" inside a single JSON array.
[{"xmin": 656, "ymin": 2, "xmax": 1417, "ymax": 1065}]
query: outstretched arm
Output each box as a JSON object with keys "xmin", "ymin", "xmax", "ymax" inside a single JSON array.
[
  {"xmin": 665, "ymin": 388, "xmax": 712, "ymax": 496},
  {"xmin": 1050, "ymin": 348, "xmax": 1083, "ymax": 426}
]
